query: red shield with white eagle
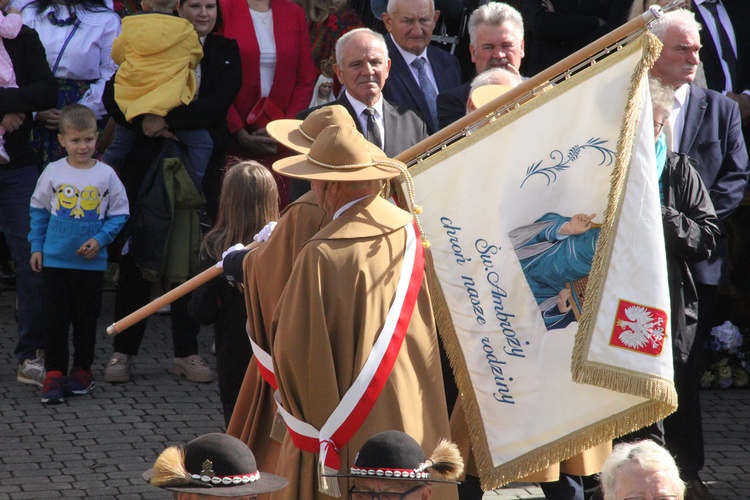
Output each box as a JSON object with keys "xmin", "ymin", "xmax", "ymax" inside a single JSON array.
[{"xmin": 609, "ymin": 299, "xmax": 668, "ymax": 356}]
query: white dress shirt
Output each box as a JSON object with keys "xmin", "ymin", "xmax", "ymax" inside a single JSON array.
[
  {"xmin": 345, "ymin": 91, "xmax": 386, "ymax": 150},
  {"xmin": 668, "ymin": 84, "xmax": 690, "ymax": 153},
  {"xmin": 333, "ymin": 195, "xmax": 374, "ymax": 220}
]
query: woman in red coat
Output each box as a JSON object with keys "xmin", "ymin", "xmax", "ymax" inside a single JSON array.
[{"xmin": 219, "ymin": 0, "xmax": 316, "ymax": 208}]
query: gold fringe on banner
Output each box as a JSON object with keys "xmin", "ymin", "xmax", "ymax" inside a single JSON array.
[
  {"xmin": 423, "ymin": 32, "xmax": 678, "ymax": 491},
  {"xmin": 571, "ymin": 32, "xmax": 678, "ymax": 414}
]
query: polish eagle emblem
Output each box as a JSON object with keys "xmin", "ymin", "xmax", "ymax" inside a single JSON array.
[{"xmin": 610, "ymin": 300, "xmax": 668, "ymax": 355}]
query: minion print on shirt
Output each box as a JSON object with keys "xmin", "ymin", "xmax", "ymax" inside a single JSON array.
[
  {"xmin": 54, "ymin": 183, "xmax": 105, "ymax": 219},
  {"xmin": 55, "ymin": 184, "xmax": 80, "ymax": 218},
  {"xmin": 80, "ymin": 186, "xmax": 103, "ymax": 219}
]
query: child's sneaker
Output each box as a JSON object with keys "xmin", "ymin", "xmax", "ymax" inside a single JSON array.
[
  {"xmin": 41, "ymin": 371, "xmax": 65, "ymax": 405},
  {"xmin": 64, "ymin": 366, "xmax": 96, "ymax": 395}
]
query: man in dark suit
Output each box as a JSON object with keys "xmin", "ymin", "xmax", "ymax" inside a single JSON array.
[
  {"xmin": 521, "ymin": 0, "xmax": 630, "ymax": 77},
  {"xmin": 692, "ymin": 0, "xmax": 750, "ymax": 125},
  {"xmin": 437, "ymin": 2, "xmax": 525, "ymax": 129},
  {"xmin": 290, "ymin": 28, "xmax": 428, "ymax": 200},
  {"xmin": 651, "ymin": 10, "xmax": 749, "ymax": 500},
  {"xmin": 380, "ymin": 0, "xmax": 462, "ymax": 134}
]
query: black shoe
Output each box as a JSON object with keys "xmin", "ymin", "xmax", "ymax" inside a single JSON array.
[
  {"xmin": 685, "ymin": 480, "xmax": 715, "ymax": 500},
  {"xmin": 0, "ymin": 262, "xmax": 15, "ymax": 287}
]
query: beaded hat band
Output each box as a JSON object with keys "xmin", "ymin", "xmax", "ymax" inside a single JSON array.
[{"xmin": 190, "ymin": 469, "xmax": 261, "ymax": 486}]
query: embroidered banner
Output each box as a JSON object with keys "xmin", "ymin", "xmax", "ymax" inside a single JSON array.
[{"xmin": 409, "ymin": 35, "xmax": 677, "ymax": 488}]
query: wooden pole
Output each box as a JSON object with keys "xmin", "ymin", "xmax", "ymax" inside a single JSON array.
[
  {"xmin": 106, "ymin": 7, "xmax": 665, "ymax": 336},
  {"xmin": 106, "ymin": 241, "xmax": 259, "ymax": 336}
]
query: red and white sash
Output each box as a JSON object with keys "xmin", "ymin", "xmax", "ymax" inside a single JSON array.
[
  {"xmin": 249, "ymin": 334, "xmax": 277, "ymax": 390},
  {"xmin": 250, "ymin": 196, "xmax": 403, "ymax": 391},
  {"xmin": 275, "ymin": 222, "xmax": 425, "ymax": 473}
]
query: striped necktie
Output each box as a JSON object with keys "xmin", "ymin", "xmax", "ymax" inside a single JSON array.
[
  {"xmin": 411, "ymin": 57, "xmax": 438, "ymax": 124},
  {"xmin": 362, "ymin": 107, "xmax": 383, "ymax": 149}
]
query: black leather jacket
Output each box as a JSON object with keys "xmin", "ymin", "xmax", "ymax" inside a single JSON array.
[{"xmin": 661, "ymin": 152, "xmax": 720, "ymax": 362}]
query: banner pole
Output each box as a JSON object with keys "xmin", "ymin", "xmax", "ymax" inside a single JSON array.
[
  {"xmin": 106, "ymin": 241, "xmax": 259, "ymax": 336},
  {"xmin": 396, "ymin": 7, "xmax": 662, "ymax": 165}
]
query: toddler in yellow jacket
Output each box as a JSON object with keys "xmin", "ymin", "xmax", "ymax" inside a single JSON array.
[{"xmin": 103, "ymin": 0, "xmax": 210, "ymax": 190}]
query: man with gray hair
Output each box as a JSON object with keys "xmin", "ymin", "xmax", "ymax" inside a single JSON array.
[
  {"xmin": 465, "ymin": 67, "xmax": 522, "ymax": 113},
  {"xmin": 381, "ymin": 0, "xmax": 462, "ymax": 134},
  {"xmin": 650, "ymin": 9, "xmax": 748, "ymax": 500},
  {"xmin": 469, "ymin": 66, "xmax": 522, "ymax": 91},
  {"xmin": 600, "ymin": 440, "xmax": 686, "ymax": 500},
  {"xmin": 327, "ymin": 27, "xmax": 428, "ymax": 156},
  {"xmin": 437, "ymin": 2, "xmax": 525, "ymax": 128}
]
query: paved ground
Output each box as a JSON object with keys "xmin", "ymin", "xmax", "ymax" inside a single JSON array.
[{"xmin": 1, "ymin": 289, "xmax": 748, "ymax": 498}]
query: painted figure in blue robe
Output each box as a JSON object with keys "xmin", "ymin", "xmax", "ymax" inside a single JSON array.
[{"xmin": 509, "ymin": 212, "xmax": 600, "ymax": 330}]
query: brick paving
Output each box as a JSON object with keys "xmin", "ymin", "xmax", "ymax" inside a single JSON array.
[{"xmin": 1, "ymin": 289, "xmax": 748, "ymax": 498}]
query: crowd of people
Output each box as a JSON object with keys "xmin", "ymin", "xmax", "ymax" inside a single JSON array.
[{"xmin": 2, "ymin": 0, "xmax": 748, "ymax": 499}]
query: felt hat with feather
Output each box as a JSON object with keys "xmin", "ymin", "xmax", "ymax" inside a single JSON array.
[
  {"xmin": 142, "ymin": 433, "xmax": 287, "ymax": 496},
  {"xmin": 323, "ymin": 430, "xmax": 463, "ymax": 484}
]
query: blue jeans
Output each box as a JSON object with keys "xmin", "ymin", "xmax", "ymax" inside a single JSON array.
[
  {"xmin": 103, "ymin": 124, "xmax": 213, "ymax": 190},
  {"xmin": 0, "ymin": 164, "xmax": 45, "ymax": 362}
]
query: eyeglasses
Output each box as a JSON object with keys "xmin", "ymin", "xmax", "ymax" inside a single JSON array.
[
  {"xmin": 349, "ymin": 484, "xmax": 424, "ymax": 499},
  {"xmin": 653, "ymin": 121, "xmax": 665, "ymax": 133}
]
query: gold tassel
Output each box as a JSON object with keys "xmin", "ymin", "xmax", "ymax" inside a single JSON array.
[
  {"xmin": 317, "ymin": 462, "xmax": 342, "ymax": 497},
  {"xmin": 150, "ymin": 446, "xmax": 192, "ymax": 487},
  {"xmin": 426, "ymin": 438, "xmax": 464, "ymax": 481}
]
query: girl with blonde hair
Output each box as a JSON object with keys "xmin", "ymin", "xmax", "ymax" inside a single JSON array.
[{"xmin": 190, "ymin": 160, "xmax": 279, "ymax": 425}]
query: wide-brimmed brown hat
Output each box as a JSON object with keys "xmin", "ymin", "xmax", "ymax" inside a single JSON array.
[
  {"xmin": 267, "ymin": 105, "xmax": 383, "ymax": 156},
  {"xmin": 142, "ymin": 433, "xmax": 287, "ymax": 497},
  {"xmin": 272, "ymin": 124, "xmax": 404, "ymax": 182},
  {"xmin": 468, "ymin": 84, "xmax": 513, "ymax": 111}
]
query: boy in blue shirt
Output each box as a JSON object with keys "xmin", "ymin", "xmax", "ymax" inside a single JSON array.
[{"xmin": 29, "ymin": 104, "xmax": 129, "ymax": 404}]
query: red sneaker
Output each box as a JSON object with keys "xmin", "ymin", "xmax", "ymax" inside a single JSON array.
[
  {"xmin": 41, "ymin": 371, "xmax": 65, "ymax": 405},
  {"xmin": 64, "ymin": 366, "xmax": 96, "ymax": 395}
]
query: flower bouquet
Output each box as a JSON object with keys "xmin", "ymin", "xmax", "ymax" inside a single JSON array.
[{"xmin": 701, "ymin": 321, "xmax": 750, "ymax": 389}]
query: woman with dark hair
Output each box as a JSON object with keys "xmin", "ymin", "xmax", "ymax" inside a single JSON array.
[
  {"xmin": 102, "ymin": 0, "xmax": 243, "ymax": 385},
  {"xmin": 18, "ymin": 0, "xmax": 120, "ymax": 166}
]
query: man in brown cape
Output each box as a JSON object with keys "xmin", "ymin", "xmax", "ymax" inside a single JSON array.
[
  {"xmin": 227, "ymin": 106, "xmax": 363, "ymax": 478},
  {"xmin": 269, "ymin": 124, "xmax": 456, "ymax": 499}
]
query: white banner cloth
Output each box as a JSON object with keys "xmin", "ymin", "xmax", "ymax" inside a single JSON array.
[{"xmin": 409, "ymin": 36, "xmax": 676, "ymax": 487}]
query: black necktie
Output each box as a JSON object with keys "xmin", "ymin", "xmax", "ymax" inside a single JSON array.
[
  {"xmin": 703, "ymin": 0, "xmax": 738, "ymax": 91},
  {"xmin": 363, "ymin": 107, "xmax": 383, "ymax": 149}
]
